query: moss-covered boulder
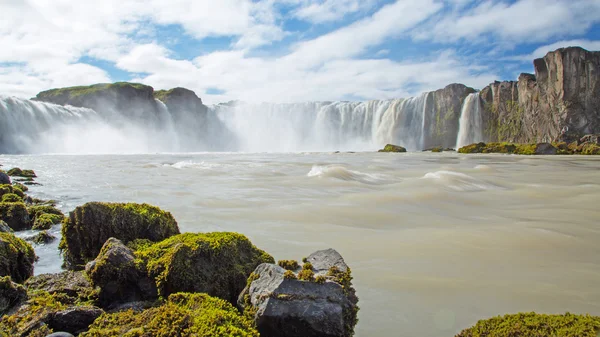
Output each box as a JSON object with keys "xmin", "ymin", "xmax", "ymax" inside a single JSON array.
[
  {"xmin": 238, "ymin": 249, "xmax": 359, "ymax": 337},
  {"xmin": 32, "ymin": 213, "xmax": 63, "ymax": 231},
  {"xmin": 29, "ymin": 231, "xmax": 56, "ymax": 245},
  {"xmin": 0, "ymin": 202, "xmax": 30, "ymax": 231},
  {"xmin": 0, "ymin": 232, "xmax": 36, "ymax": 283},
  {"xmin": 81, "ymin": 292, "xmax": 258, "ymax": 337},
  {"xmin": 0, "ymin": 276, "xmax": 27, "ymax": 316},
  {"xmin": 6, "ymin": 168, "xmax": 37, "ymax": 178},
  {"xmin": 134, "ymin": 232, "xmax": 274, "ymax": 304},
  {"xmin": 60, "ymin": 202, "xmax": 180, "ymax": 270},
  {"xmin": 11, "ymin": 183, "xmax": 28, "ymax": 193},
  {"xmin": 378, "ymin": 144, "xmax": 407, "ymax": 153},
  {"xmin": 0, "ymin": 184, "xmax": 24, "ymax": 199},
  {"xmin": 458, "ymin": 142, "xmax": 559, "ymax": 155},
  {"xmin": 455, "ymin": 312, "xmax": 600, "ymax": 337},
  {"xmin": 1, "ymin": 193, "xmax": 22, "ymax": 203},
  {"xmin": 85, "ymin": 238, "xmax": 156, "ymax": 308}
]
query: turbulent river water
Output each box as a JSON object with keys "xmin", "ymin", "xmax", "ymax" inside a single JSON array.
[{"xmin": 2, "ymin": 152, "xmax": 600, "ymax": 337}]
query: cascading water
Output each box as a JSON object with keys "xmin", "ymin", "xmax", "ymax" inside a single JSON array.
[
  {"xmin": 455, "ymin": 93, "xmax": 483, "ymax": 149},
  {"xmin": 1, "ymin": 91, "xmax": 446, "ymax": 153}
]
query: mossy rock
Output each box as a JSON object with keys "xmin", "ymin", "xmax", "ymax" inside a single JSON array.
[
  {"xmin": 11, "ymin": 183, "xmax": 28, "ymax": 193},
  {"xmin": 0, "ymin": 202, "xmax": 30, "ymax": 231},
  {"xmin": 32, "ymin": 214, "xmax": 63, "ymax": 231},
  {"xmin": 455, "ymin": 312, "xmax": 600, "ymax": 337},
  {"xmin": 1, "ymin": 193, "xmax": 23, "ymax": 203},
  {"xmin": 0, "ymin": 232, "xmax": 36, "ymax": 283},
  {"xmin": 134, "ymin": 232, "xmax": 274, "ymax": 304},
  {"xmin": 82, "ymin": 292, "xmax": 258, "ymax": 337},
  {"xmin": 25, "ymin": 271, "xmax": 98, "ymax": 306},
  {"xmin": 60, "ymin": 202, "xmax": 180, "ymax": 270},
  {"xmin": 458, "ymin": 142, "xmax": 487, "ymax": 153},
  {"xmin": 378, "ymin": 144, "xmax": 407, "ymax": 153},
  {"xmin": 0, "ymin": 184, "xmax": 24, "ymax": 199},
  {"xmin": 30, "ymin": 231, "xmax": 56, "ymax": 245},
  {"xmin": 0, "ymin": 276, "xmax": 27, "ymax": 316},
  {"xmin": 580, "ymin": 143, "xmax": 600, "ymax": 155},
  {"xmin": 6, "ymin": 168, "xmax": 36, "ymax": 178}
]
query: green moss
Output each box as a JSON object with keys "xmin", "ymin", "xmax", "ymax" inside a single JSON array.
[
  {"xmin": 82, "ymin": 292, "xmax": 258, "ymax": 337},
  {"xmin": 455, "ymin": 312, "xmax": 600, "ymax": 337},
  {"xmin": 277, "ymin": 259, "xmax": 299, "ymax": 270},
  {"xmin": 12, "ymin": 183, "xmax": 28, "ymax": 193},
  {"xmin": 60, "ymin": 202, "xmax": 180, "ymax": 269},
  {"xmin": 32, "ymin": 213, "xmax": 63, "ymax": 230},
  {"xmin": 0, "ymin": 202, "xmax": 30, "ymax": 231},
  {"xmin": 431, "ymin": 147, "xmax": 443, "ymax": 153},
  {"xmin": 302, "ymin": 262, "xmax": 313, "ymax": 270},
  {"xmin": 153, "ymin": 89, "xmax": 176, "ymax": 103},
  {"xmin": 297, "ymin": 269, "xmax": 314, "ymax": 282},
  {"xmin": 6, "ymin": 168, "xmax": 36, "ymax": 178},
  {"xmin": 0, "ymin": 291, "xmax": 67, "ymax": 336},
  {"xmin": 378, "ymin": 144, "xmax": 407, "ymax": 153},
  {"xmin": 27, "ymin": 205, "xmax": 63, "ymax": 219},
  {"xmin": 134, "ymin": 232, "xmax": 274, "ymax": 304},
  {"xmin": 580, "ymin": 143, "xmax": 600, "ymax": 155},
  {"xmin": 283, "ymin": 270, "xmax": 297, "ymax": 280},
  {"xmin": 0, "ymin": 232, "xmax": 36, "ymax": 283},
  {"xmin": 315, "ymin": 275, "xmax": 326, "ymax": 284},
  {"xmin": 37, "ymin": 82, "xmax": 151, "ymax": 99},
  {"xmin": 25, "ymin": 271, "xmax": 98, "ymax": 306},
  {"xmin": 458, "ymin": 142, "xmax": 561, "ymax": 155},
  {"xmin": 327, "ymin": 266, "xmax": 359, "ymax": 335},
  {"xmin": 1, "ymin": 193, "xmax": 22, "ymax": 203},
  {"xmin": 31, "ymin": 231, "xmax": 55, "ymax": 245},
  {"xmin": 0, "ymin": 184, "xmax": 24, "ymax": 199}
]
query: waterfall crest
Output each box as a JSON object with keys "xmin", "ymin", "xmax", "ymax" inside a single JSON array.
[{"xmin": 455, "ymin": 93, "xmax": 483, "ymax": 149}]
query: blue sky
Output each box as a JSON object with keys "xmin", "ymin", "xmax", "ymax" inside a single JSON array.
[{"xmin": 1, "ymin": 0, "xmax": 599, "ymax": 104}]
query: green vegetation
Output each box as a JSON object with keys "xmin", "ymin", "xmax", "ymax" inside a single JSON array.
[
  {"xmin": 283, "ymin": 270, "xmax": 297, "ymax": 280},
  {"xmin": 278, "ymin": 259, "xmax": 299, "ymax": 270},
  {"xmin": 11, "ymin": 182, "xmax": 28, "ymax": 193},
  {"xmin": 0, "ymin": 291, "xmax": 64, "ymax": 337},
  {"xmin": 297, "ymin": 269, "xmax": 314, "ymax": 282},
  {"xmin": 315, "ymin": 275, "xmax": 326, "ymax": 284},
  {"xmin": 455, "ymin": 312, "xmax": 600, "ymax": 337},
  {"xmin": 0, "ymin": 202, "xmax": 30, "ymax": 231},
  {"xmin": 458, "ymin": 142, "xmax": 561, "ymax": 155},
  {"xmin": 60, "ymin": 202, "xmax": 179, "ymax": 269},
  {"xmin": 82, "ymin": 292, "xmax": 258, "ymax": 337},
  {"xmin": 31, "ymin": 231, "xmax": 56, "ymax": 245},
  {"xmin": 134, "ymin": 232, "xmax": 274, "ymax": 303},
  {"xmin": 0, "ymin": 232, "xmax": 36, "ymax": 283},
  {"xmin": 1, "ymin": 193, "xmax": 22, "ymax": 203},
  {"xmin": 580, "ymin": 143, "xmax": 600, "ymax": 155},
  {"xmin": 378, "ymin": 144, "xmax": 407, "ymax": 153},
  {"xmin": 37, "ymin": 82, "xmax": 151, "ymax": 99},
  {"xmin": 0, "ymin": 184, "xmax": 24, "ymax": 198},
  {"xmin": 153, "ymin": 89, "xmax": 176, "ymax": 102},
  {"xmin": 25, "ymin": 271, "xmax": 98, "ymax": 306},
  {"xmin": 6, "ymin": 168, "xmax": 36, "ymax": 178},
  {"xmin": 32, "ymin": 213, "xmax": 63, "ymax": 230}
]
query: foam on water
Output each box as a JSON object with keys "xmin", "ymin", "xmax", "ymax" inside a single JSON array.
[
  {"xmin": 308, "ymin": 165, "xmax": 388, "ymax": 185},
  {"xmin": 422, "ymin": 170, "xmax": 503, "ymax": 192}
]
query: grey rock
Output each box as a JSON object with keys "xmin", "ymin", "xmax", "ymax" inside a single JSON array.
[
  {"xmin": 239, "ymin": 249, "xmax": 359, "ymax": 337},
  {"xmin": 0, "ymin": 276, "xmax": 27, "ymax": 316},
  {"xmin": 0, "ymin": 171, "xmax": 10, "ymax": 185},
  {"xmin": 85, "ymin": 238, "xmax": 157, "ymax": 308},
  {"xmin": 25, "ymin": 271, "xmax": 96, "ymax": 304},
  {"xmin": 534, "ymin": 143, "xmax": 558, "ymax": 155},
  {"xmin": 51, "ymin": 306, "xmax": 104, "ymax": 334},
  {"xmin": 0, "ymin": 220, "xmax": 12, "ymax": 233}
]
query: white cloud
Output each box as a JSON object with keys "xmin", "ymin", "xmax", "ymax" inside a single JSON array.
[
  {"xmin": 292, "ymin": 0, "xmax": 379, "ymax": 23},
  {"xmin": 414, "ymin": 0, "xmax": 600, "ymax": 45},
  {"xmin": 507, "ymin": 39, "xmax": 600, "ymax": 61}
]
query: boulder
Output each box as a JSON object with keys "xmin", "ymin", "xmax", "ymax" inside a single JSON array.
[
  {"xmin": 81, "ymin": 293, "xmax": 258, "ymax": 337},
  {"xmin": 6, "ymin": 168, "xmax": 36, "ymax": 178},
  {"xmin": 134, "ymin": 232, "xmax": 274, "ymax": 304},
  {"xmin": 0, "ymin": 172, "xmax": 10, "ymax": 185},
  {"xmin": 51, "ymin": 306, "xmax": 103, "ymax": 334},
  {"xmin": 0, "ymin": 184, "xmax": 25, "ymax": 199},
  {"xmin": 29, "ymin": 231, "xmax": 56, "ymax": 245},
  {"xmin": 0, "ymin": 232, "xmax": 36, "ymax": 283},
  {"xmin": 534, "ymin": 143, "xmax": 558, "ymax": 155},
  {"xmin": 60, "ymin": 202, "xmax": 179, "ymax": 270},
  {"xmin": 33, "ymin": 214, "xmax": 63, "ymax": 230},
  {"xmin": 378, "ymin": 144, "xmax": 407, "ymax": 153},
  {"xmin": 0, "ymin": 276, "xmax": 27, "ymax": 316},
  {"xmin": 239, "ymin": 249, "xmax": 359, "ymax": 337},
  {"xmin": 458, "ymin": 142, "xmax": 487, "ymax": 153},
  {"xmin": 0, "ymin": 202, "xmax": 31, "ymax": 231},
  {"xmin": 85, "ymin": 238, "xmax": 156, "ymax": 308},
  {"xmin": 25, "ymin": 271, "xmax": 97, "ymax": 305}
]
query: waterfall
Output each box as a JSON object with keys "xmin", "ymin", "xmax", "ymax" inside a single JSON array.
[
  {"xmin": 455, "ymin": 93, "xmax": 483, "ymax": 149},
  {"xmin": 1, "ymin": 91, "xmax": 444, "ymax": 154}
]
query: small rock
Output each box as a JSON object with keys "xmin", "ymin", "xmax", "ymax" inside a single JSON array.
[
  {"xmin": 28, "ymin": 231, "xmax": 56, "ymax": 245},
  {"xmin": 51, "ymin": 305, "xmax": 104, "ymax": 334},
  {"xmin": 378, "ymin": 144, "xmax": 407, "ymax": 153}
]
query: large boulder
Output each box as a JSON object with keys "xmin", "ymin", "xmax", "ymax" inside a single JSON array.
[
  {"xmin": 0, "ymin": 232, "xmax": 36, "ymax": 283},
  {"xmin": 81, "ymin": 293, "xmax": 258, "ymax": 337},
  {"xmin": 85, "ymin": 238, "xmax": 156, "ymax": 308},
  {"xmin": 0, "ymin": 276, "xmax": 27, "ymax": 316},
  {"xmin": 378, "ymin": 144, "xmax": 407, "ymax": 153},
  {"xmin": 238, "ymin": 249, "xmax": 359, "ymax": 337},
  {"xmin": 0, "ymin": 202, "xmax": 30, "ymax": 231},
  {"xmin": 134, "ymin": 232, "xmax": 274, "ymax": 304},
  {"xmin": 60, "ymin": 202, "xmax": 180, "ymax": 270},
  {"xmin": 0, "ymin": 172, "xmax": 10, "ymax": 185}
]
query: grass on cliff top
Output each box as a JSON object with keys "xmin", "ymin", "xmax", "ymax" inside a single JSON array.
[
  {"xmin": 456, "ymin": 312, "xmax": 600, "ymax": 337},
  {"xmin": 82, "ymin": 292, "xmax": 258, "ymax": 337},
  {"xmin": 153, "ymin": 89, "xmax": 176, "ymax": 102},
  {"xmin": 37, "ymin": 82, "xmax": 151, "ymax": 98}
]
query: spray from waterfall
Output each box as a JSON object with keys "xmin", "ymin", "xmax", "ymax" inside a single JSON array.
[{"xmin": 456, "ymin": 93, "xmax": 483, "ymax": 149}]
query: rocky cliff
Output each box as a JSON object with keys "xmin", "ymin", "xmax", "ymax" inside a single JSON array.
[
  {"xmin": 481, "ymin": 47, "xmax": 600, "ymax": 143},
  {"xmin": 426, "ymin": 83, "xmax": 476, "ymax": 148}
]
